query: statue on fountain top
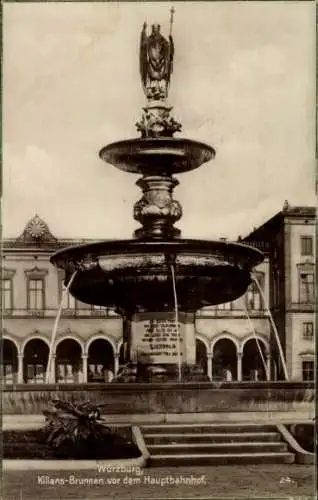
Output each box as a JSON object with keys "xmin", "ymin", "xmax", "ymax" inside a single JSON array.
[
  {"xmin": 136, "ymin": 9, "xmax": 182, "ymax": 138},
  {"xmin": 139, "ymin": 20, "xmax": 174, "ymax": 101}
]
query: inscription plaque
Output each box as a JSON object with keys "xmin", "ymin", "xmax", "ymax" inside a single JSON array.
[{"xmin": 130, "ymin": 313, "xmax": 185, "ymax": 364}]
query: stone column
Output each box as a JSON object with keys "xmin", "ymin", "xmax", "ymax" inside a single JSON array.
[
  {"xmin": 207, "ymin": 353, "xmax": 213, "ymax": 381},
  {"xmin": 266, "ymin": 354, "xmax": 271, "ymax": 381},
  {"xmin": 50, "ymin": 355, "xmax": 56, "ymax": 383},
  {"xmin": 237, "ymin": 352, "xmax": 242, "ymax": 381},
  {"xmin": 81, "ymin": 354, "xmax": 88, "ymax": 383},
  {"xmin": 114, "ymin": 353, "xmax": 120, "ymax": 377},
  {"xmin": 17, "ymin": 354, "xmax": 24, "ymax": 384},
  {"xmin": 181, "ymin": 313, "xmax": 196, "ymax": 365}
]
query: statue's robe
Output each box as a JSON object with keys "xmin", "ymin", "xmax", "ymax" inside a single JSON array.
[
  {"xmin": 146, "ymin": 34, "xmax": 171, "ymax": 81},
  {"xmin": 140, "ymin": 28, "xmax": 173, "ymax": 99}
]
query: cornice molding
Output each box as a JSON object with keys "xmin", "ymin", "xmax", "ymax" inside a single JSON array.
[
  {"xmin": 1, "ymin": 267, "xmax": 16, "ymax": 278},
  {"xmin": 296, "ymin": 262, "xmax": 314, "ymax": 272},
  {"xmin": 298, "ymin": 350, "xmax": 315, "ymax": 357}
]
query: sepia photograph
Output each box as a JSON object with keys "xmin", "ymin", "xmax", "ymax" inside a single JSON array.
[{"xmin": 1, "ymin": 1, "xmax": 316, "ymax": 499}]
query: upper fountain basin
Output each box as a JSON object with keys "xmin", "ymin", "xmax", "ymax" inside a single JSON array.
[
  {"xmin": 50, "ymin": 239, "xmax": 264, "ymax": 314},
  {"xmin": 99, "ymin": 138, "xmax": 215, "ymax": 175}
]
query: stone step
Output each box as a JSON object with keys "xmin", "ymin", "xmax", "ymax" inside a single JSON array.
[
  {"xmin": 144, "ymin": 432, "xmax": 282, "ymax": 444},
  {"xmin": 141, "ymin": 423, "xmax": 277, "ymax": 434},
  {"xmin": 148, "ymin": 442, "xmax": 288, "ymax": 455},
  {"xmin": 149, "ymin": 452, "xmax": 295, "ymax": 467}
]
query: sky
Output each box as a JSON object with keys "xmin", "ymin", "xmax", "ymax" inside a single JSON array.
[{"xmin": 3, "ymin": 1, "xmax": 316, "ymax": 241}]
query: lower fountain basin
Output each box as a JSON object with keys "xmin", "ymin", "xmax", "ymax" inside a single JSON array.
[
  {"xmin": 99, "ymin": 137, "xmax": 215, "ymax": 175},
  {"xmin": 50, "ymin": 239, "xmax": 263, "ymax": 313}
]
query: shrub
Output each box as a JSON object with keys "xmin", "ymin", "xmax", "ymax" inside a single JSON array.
[
  {"xmin": 41, "ymin": 399, "xmax": 140, "ymax": 458},
  {"xmin": 43, "ymin": 399, "xmax": 111, "ymax": 450}
]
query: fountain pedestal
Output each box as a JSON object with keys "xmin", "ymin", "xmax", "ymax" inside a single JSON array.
[
  {"xmin": 127, "ymin": 311, "xmax": 195, "ymax": 365},
  {"xmin": 120, "ymin": 311, "xmax": 202, "ymax": 381}
]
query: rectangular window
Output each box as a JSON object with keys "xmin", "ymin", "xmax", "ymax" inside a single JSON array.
[
  {"xmin": 301, "ymin": 236, "xmax": 313, "ymax": 256},
  {"xmin": 299, "ymin": 273, "xmax": 314, "ymax": 303},
  {"xmin": 107, "ymin": 309, "xmax": 119, "ymax": 317},
  {"xmin": 273, "ymin": 272, "xmax": 280, "ymax": 305},
  {"xmin": 1, "ymin": 278, "xmax": 13, "ymax": 310},
  {"xmin": 246, "ymin": 286, "xmax": 262, "ymax": 310},
  {"xmin": 56, "ymin": 363, "xmax": 77, "ymax": 383},
  {"xmin": 3, "ymin": 363, "xmax": 14, "ymax": 384},
  {"xmin": 27, "ymin": 279, "xmax": 44, "ymax": 310},
  {"xmin": 88, "ymin": 364, "xmax": 105, "ymax": 382},
  {"xmin": 61, "ymin": 282, "xmax": 76, "ymax": 310},
  {"xmin": 303, "ymin": 322, "xmax": 314, "ymax": 339},
  {"xmin": 302, "ymin": 360, "xmax": 314, "ymax": 381},
  {"xmin": 91, "ymin": 305, "xmax": 107, "ymax": 316},
  {"xmin": 26, "ymin": 364, "xmax": 45, "ymax": 384},
  {"xmin": 218, "ymin": 302, "xmax": 231, "ymax": 310}
]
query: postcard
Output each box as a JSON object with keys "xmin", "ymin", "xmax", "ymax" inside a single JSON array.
[{"xmin": 2, "ymin": 1, "xmax": 316, "ymax": 499}]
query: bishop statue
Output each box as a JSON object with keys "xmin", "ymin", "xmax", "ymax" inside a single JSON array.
[{"xmin": 139, "ymin": 18, "xmax": 174, "ymax": 101}]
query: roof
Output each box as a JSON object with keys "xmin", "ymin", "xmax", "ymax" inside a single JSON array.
[
  {"xmin": 3, "ymin": 215, "xmax": 97, "ymax": 250},
  {"xmin": 3, "ymin": 207, "xmax": 315, "ymax": 253},
  {"xmin": 243, "ymin": 204, "xmax": 316, "ymax": 243}
]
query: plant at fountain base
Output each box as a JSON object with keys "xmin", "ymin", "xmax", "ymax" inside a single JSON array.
[
  {"xmin": 3, "ymin": 399, "xmax": 141, "ymax": 460},
  {"xmin": 23, "ymin": 399, "xmax": 140, "ymax": 459},
  {"xmin": 43, "ymin": 400, "xmax": 111, "ymax": 450}
]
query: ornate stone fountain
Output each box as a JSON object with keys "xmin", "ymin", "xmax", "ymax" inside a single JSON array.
[{"xmin": 51, "ymin": 15, "xmax": 264, "ymax": 381}]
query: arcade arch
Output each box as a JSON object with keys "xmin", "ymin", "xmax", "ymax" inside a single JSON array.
[
  {"xmin": 55, "ymin": 338, "xmax": 83, "ymax": 383},
  {"xmin": 23, "ymin": 338, "xmax": 49, "ymax": 383},
  {"xmin": 212, "ymin": 338, "xmax": 238, "ymax": 381},
  {"xmin": 3, "ymin": 338, "xmax": 18, "ymax": 383},
  {"xmin": 242, "ymin": 337, "xmax": 270, "ymax": 381},
  {"xmin": 196, "ymin": 338, "xmax": 208, "ymax": 376},
  {"xmin": 87, "ymin": 338, "xmax": 115, "ymax": 382}
]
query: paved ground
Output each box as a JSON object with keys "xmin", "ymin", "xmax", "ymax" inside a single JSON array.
[{"xmin": 2, "ymin": 464, "xmax": 315, "ymax": 499}]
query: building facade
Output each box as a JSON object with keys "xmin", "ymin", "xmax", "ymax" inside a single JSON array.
[
  {"xmin": 1, "ymin": 205, "xmax": 315, "ymax": 385},
  {"xmin": 244, "ymin": 203, "xmax": 316, "ymax": 382}
]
